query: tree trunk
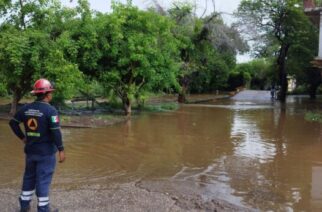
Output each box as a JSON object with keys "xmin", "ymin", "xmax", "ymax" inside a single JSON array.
[
  {"xmin": 309, "ymin": 85, "xmax": 318, "ymax": 100},
  {"xmin": 178, "ymin": 91, "xmax": 187, "ymax": 103},
  {"xmin": 307, "ymin": 67, "xmax": 322, "ymax": 100},
  {"xmin": 309, "ymin": 82, "xmax": 321, "ymax": 100},
  {"xmin": 278, "ymin": 72, "xmax": 288, "ymax": 102},
  {"xmin": 10, "ymin": 90, "xmax": 22, "ymax": 115},
  {"xmin": 178, "ymin": 77, "xmax": 189, "ymax": 103},
  {"xmin": 277, "ymin": 44, "xmax": 289, "ymax": 102},
  {"xmin": 122, "ymin": 96, "xmax": 132, "ymax": 117},
  {"xmin": 136, "ymin": 99, "xmax": 145, "ymax": 110},
  {"xmin": 19, "ymin": 0, "xmax": 26, "ymax": 29}
]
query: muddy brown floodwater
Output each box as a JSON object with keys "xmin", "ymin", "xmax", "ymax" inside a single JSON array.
[{"xmin": 0, "ymin": 96, "xmax": 321, "ymax": 211}]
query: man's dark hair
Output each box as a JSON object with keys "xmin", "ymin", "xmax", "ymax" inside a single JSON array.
[{"xmin": 35, "ymin": 92, "xmax": 50, "ymax": 101}]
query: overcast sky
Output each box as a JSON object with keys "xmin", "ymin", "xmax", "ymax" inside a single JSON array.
[
  {"xmin": 61, "ymin": 0, "xmax": 241, "ymax": 23},
  {"xmin": 61, "ymin": 0, "xmax": 251, "ymax": 62}
]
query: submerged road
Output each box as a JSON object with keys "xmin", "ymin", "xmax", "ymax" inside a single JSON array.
[{"xmin": 232, "ymin": 90, "xmax": 272, "ymax": 101}]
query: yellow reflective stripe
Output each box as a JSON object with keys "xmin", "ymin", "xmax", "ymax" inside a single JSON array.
[{"xmin": 27, "ymin": 132, "xmax": 40, "ymax": 137}]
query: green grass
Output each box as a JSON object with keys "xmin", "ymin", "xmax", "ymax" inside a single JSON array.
[
  {"xmin": 143, "ymin": 102, "xmax": 179, "ymax": 112},
  {"xmin": 94, "ymin": 114, "xmax": 121, "ymax": 120},
  {"xmin": 305, "ymin": 112, "xmax": 322, "ymax": 124}
]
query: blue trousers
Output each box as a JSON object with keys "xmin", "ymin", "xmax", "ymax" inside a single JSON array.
[{"xmin": 20, "ymin": 154, "xmax": 56, "ymax": 212}]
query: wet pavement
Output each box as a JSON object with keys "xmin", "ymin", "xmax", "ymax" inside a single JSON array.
[
  {"xmin": 232, "ymin": 90, "xmax": 271, "ymax": 101},
  {"xmin": 0, "ymin": 95, "xmax": 321, "ymax": 211}
]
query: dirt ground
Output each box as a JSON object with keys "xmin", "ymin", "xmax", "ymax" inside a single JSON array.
[{"xmin": 0, "ymin": 182, "xmax": 251, "ymax": 212}]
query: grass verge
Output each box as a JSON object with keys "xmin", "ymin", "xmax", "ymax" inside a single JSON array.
[
  {"xmin": 142, "ymin": 103, "xmax": 179, "ymax": 112},
  {"xmin": 305, "ymin": 112, "xmax": 322, "ymax": 124}
]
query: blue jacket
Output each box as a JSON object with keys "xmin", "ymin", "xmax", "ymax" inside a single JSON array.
[{"xmin": 9, "ymin": 101, "xmax": 64, "ymax": 155}]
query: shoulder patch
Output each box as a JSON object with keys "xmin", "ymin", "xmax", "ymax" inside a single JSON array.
[{"xmin": 51, "ymin": 116, "xmax": 59, "ymax": 123}]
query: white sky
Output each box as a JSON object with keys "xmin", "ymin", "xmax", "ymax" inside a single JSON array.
[
  {"xmin": 60, "ymin": 0, "xmax": 251, "ymax": 62},
  {"xmin": 61, "ymin": 0, "xmax": 240, "ymax": 23}
]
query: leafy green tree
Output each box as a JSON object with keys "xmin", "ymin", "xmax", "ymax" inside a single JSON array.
[
  {"xmin": 0, "ymin": 73, "xmax": 7, "ymax": 97},
  {"xmin": 165, "ymin": 3, "xmax": 198, "ymax": 102},
  {"xmin": 66, "ymin": 0, "xmax": 103, "ymax": 78},
  {"xmin": 285, "ymin": 18, "xmax": 319, "ymax": 98},
  {"xmin": 0, "ymin": 0, "xmax": 50, "ymax": 113},
  {"xmin": 41, "ymin": 48, "xmax": 83, "ymax": 106},
  {"xmin": 189, "ymin": 42, "xmax": 231, "ymax": 93},
  {"xmin": 97, "ymin": 2, "xmax": 180, "ymax": 116},
  {"xmin": 0, "ymin": 0, "xmax": 83, "ymax": 113},
  {"xmin": 228, "ymin": 59, "xmax": 274, "ymax": 91},
  {"xmin": 166, "ymin": 3, "xmax": 246, "ymax": 100},
  {"xmin": 236, "ymin": 0, "xmax": 315, "ymax": 101},
  {"xmin": 0, "ymin": 28, "xmax": 47, "ymax": 113},
  {"xmin": 249, "ymin": 59, "xmax": 275, "ymax": 89}
]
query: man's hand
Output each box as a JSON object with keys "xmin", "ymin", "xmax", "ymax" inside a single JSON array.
[{"xmin": 58, "ymin": 151, "xmax": 66, "ymax": 163}]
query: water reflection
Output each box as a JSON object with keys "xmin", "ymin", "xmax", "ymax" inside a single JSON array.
[
  {"xmin": 311, "ymin": 166, "xmax": 322, "ymax": 210},
  {"xmin": 231, "ymin": 111, "xmax": 276, "ymax": 162}
]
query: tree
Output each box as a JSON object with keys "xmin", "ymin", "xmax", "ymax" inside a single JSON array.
[
  {"xmin": 285, "ymin": 17, "xmax": 319, "ymax": 98},
  {"xmin": 66, "ymin": 0, "xmax": 103, "ymax": 78},
  {"xmin": 166, "ymin": 3, "xmax": 247, "ymax": 101},
  {"xmin": 0, "ymin": 0, "xmax": 83, "ymax": 113},
  {"xmin": 0, "ymin": 0, "xmax": 50, "ymax": 114},
  {"xmin": 0, "ymin": 28, "xmax": 47, "ymax": 114},
  {"xmin": 0, "ymin": 70, "xmax": 7, "ymax": 97},
  {"xmin": 236, "ymin": 0, "xmax": 315, "ymax": 101},
  {"xmin": 189, "ymin": 43, "xmax": 231, "ymax": 93},
  {"xmin": 165, "ymin": 3, "xmax": 199, "ymax": 102},
  {"xmin": 97, "ymin": 2, "xmax": 180, "ymax": 116},
  {"xmin": 231, "ymin": 59, "xmax": 274, "ymax": 90}
]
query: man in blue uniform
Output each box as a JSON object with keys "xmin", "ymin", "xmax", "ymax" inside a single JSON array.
[{"xmin": 9, "ymin": 79, "xmax": 65, "ymax": 212}]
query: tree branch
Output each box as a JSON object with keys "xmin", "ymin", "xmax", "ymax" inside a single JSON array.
[{"xmin": 19, "ymin": 0, "xmax": 26, "ymax": 29}]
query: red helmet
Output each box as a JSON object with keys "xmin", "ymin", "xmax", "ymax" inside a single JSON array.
[{"xmin": 31, "ymin": 79, "xmax": 55, "ymax": 94}]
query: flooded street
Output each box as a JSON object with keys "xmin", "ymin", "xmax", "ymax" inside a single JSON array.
[{"xmin": 0, "ymin": 96, "xmax": 322, "ymax": 211}]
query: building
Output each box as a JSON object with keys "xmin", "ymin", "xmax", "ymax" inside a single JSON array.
[{"xmin": 303, "ymin": 0, "xmax": 322, "ymax": 70}]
